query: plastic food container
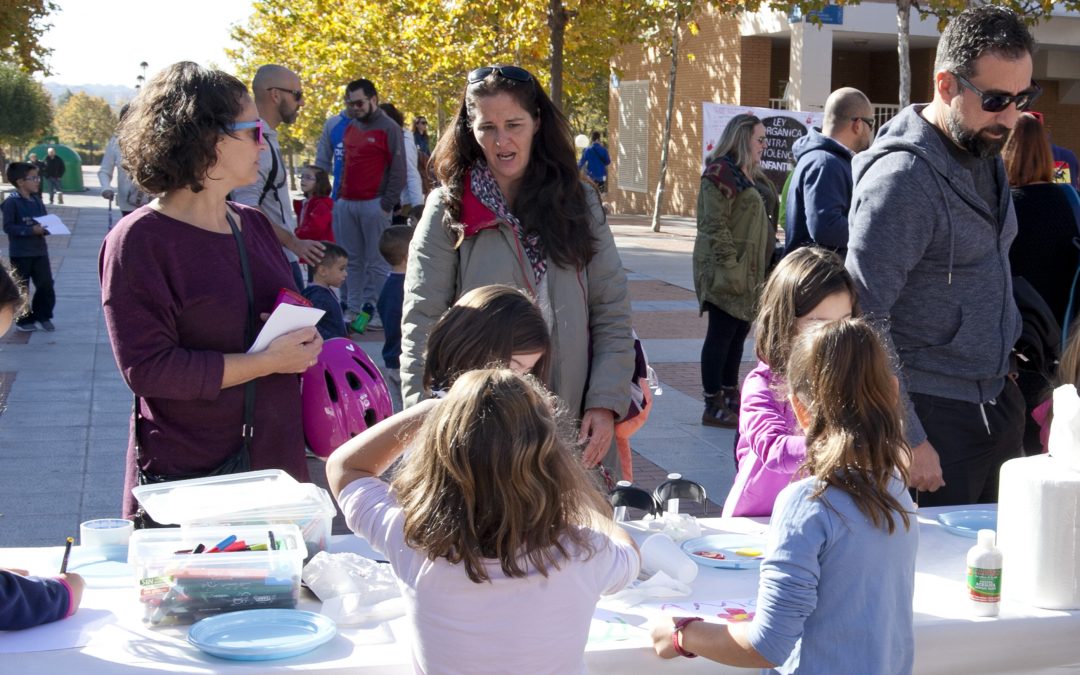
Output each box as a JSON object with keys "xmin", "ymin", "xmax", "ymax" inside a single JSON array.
[
  {"xmin": 131, "ymin": 470, "xmax": 336, "ymax": 561},
  {"xmin": 129, "ymin": 524, "xmax": 305, "ymax": 627}
]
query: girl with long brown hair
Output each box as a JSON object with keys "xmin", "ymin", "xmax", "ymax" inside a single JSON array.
[
  {"xmin": 327, "ymin": 368, "xmax": 639, "ymax": 674},
  {"xmin": 654, "ymin": 318, "xmax": 917, "ymax": 672}
]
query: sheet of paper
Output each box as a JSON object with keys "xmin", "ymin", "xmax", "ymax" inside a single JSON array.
[
  {"xmin": 33, "ymin": 214, "xmax": 71, "ymax": 235},
  {"xmin": 247, "ymin": 303, "xmax": 325, "ymax": 354}
]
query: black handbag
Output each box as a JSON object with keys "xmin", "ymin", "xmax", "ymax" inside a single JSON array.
[{"xmin": 132, "ymin": 211, "xmax": 259, "ymax": 528}]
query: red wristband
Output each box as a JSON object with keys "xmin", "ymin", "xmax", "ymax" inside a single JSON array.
[{"xmin": 672, "ymin": 616, "xmax": 704, "ymax": 658}]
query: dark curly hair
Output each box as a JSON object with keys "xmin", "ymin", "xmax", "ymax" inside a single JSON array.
[
  {"xmin": 431, "ymin": 67, "xmax": 596, "ymax": 270},
  {"xmin": 934, "ymin": 5, "xmax": 1034, "ymax": 79},
  {"xmin": 119, "ymin": 61, "xmax": 248, "ymax": 194}
]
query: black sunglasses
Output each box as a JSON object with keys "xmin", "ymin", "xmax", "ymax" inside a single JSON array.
[
  {"xmin": 852, "ymin": 116, "xmax": 875, "ymax": 129},
  {"xmin": 467, "ymin": 65, "xmax": 533, "ymax": 84},
  {"xmin": 267, "ymin": 86, "xmax": 303, "ymax": 102},
  {"xmin": 951, "ymin": 72, "xmax": 1042, "ymax": 113}
]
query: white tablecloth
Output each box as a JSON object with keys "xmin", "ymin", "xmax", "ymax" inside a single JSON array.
[{"xmin": 1, "ymin": 505, "xmax": 1077, "ymax": 673}]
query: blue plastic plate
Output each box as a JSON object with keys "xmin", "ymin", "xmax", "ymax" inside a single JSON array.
[
  {"xmin": 681, "ymin": 534, "xmax": 768, "ymax": 569},
  {"xmin": 188, "ymin": 609, "xmax": 336, "ymax": 661},
  {"xmin": 937, "ymin": 510, "xmax": 997, "ymax": 538}
]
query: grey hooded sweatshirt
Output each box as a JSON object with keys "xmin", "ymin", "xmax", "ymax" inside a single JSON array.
[{"xmin": 846, "ymin": 104, "xmax": 1021, "ymax": 447}]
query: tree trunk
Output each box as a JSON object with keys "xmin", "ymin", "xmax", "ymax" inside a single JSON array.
[
  {"xmin": 897, "ymin": 0, "xmax": 912, "ymax": 108},
  {"xmin": 651, "ymin": 11, "xmax": 682, "ymax": 233},
  {"xmin": 548, "ymin": 0, "xmax": 568, "ymax": 110}
]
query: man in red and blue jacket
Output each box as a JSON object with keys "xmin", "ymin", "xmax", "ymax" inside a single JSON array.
[{"xmin": 317, "ymin": 79, "xmax": 406, "ymax": 327}]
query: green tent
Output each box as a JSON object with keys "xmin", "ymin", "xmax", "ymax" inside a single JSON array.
[{"xmin": 25, "ymin": 143, "xmax": 84, "ymax": 193}]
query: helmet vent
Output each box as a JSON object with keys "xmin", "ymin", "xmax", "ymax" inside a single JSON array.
[
  {"xmin": 352, "ymin": 355, "xmax": 381, "ymax": 381},
  {"xmin": 364, "ymin": 408, "xmax": 377, "ymax": 429},
  {"xmin": 324, "ymin": 370, "xmax": 339, "ymax": 403},
  {"xmin": 345, "ymin": 372, "xmax": 362, "ymax": 390}
]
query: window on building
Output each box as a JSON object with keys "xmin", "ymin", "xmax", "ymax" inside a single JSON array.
[{"xmin": 617, "ymin": 80, "xmax": 648, "ymax": 193}]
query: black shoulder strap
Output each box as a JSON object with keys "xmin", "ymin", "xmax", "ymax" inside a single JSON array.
[
  {"xmin": 226, "ymin": 211, "xmax": 258, "ymax": 450},
  {"xmin": 257, "ymin": 143, "xmax": 280, "ymax": 208}
]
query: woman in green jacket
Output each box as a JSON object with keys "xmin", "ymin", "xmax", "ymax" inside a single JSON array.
[
  {"xmin": 401, "ymin": 65, "xmax": 634, "ymax": 483},
  {"xmin": 695, "ymin": 114, "xmax": 777, "ymax": 427}
]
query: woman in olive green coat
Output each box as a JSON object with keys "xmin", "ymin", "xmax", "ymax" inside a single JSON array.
[{"xmin": 695, "ymin": 114, "xmax": 777, "ymax": 427}]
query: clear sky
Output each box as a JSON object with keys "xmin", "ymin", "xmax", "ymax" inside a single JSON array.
[{"xmin": 39, "ymin": 0, "xmax": 255, "ymax": 87}]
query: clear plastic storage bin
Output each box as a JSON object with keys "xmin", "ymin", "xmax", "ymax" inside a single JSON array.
[
  {"xmin": 131, "ymin": 470, "xmax": 337, "ymax": 560},
  {"xmin": 129, "ymin": 523, "xmax": 305, "ymax": 626}
]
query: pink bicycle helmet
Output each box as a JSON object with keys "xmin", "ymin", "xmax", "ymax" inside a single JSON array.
[{"xmin": 301, "ymin": 338, "xmax": 394, "ymax": 458}]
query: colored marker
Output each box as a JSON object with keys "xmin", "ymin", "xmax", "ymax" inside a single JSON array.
[
  {"xmin": 222, "ymin": 540, "xmax": 248, "ymax": 552},
  {"xmin": 193, "ymin": 543, "xmax": 206, "ymax": 554},
  {"xmin": 268, "ymin": 530, "xmax": 277, "ymax": 551},
  {"xmin": 59, "ymin": 536, "xmax": 74, "ymax": 574},
  {"xmin": 206, "ymin": 535, "xmax": 236, "ymax": 553}
]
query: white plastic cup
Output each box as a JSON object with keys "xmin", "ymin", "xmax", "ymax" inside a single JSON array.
[
  {"xmin": 80, "ymin": 518, "xmax": 134, "ymax": 561},
  {"xmin": 636, "ymin": 531, "xmax": 698, "ymax": 584}
]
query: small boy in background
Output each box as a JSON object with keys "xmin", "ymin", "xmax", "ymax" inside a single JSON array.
[
  {"xmin": 376, "ymin": 226, "xmax": 412, "ymax": 410},
  {"xmin": 2, "ymin": 162, "xmax": 56, "ymax": 332},
  {"xmin": 302, "ymin": 242, "xmax": 349, "ymax": 340}
]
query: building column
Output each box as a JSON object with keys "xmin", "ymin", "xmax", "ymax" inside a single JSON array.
[{"xmin": 788, "ymin": 21, "xmax": 834, "ymax": 112}]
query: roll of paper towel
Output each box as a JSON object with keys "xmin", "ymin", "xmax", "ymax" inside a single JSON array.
[{"xmin": 998, "ymin": 425, "xmax": 1080, "ymax": 609}]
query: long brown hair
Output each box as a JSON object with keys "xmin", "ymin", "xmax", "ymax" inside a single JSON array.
[
  {"xmin": 423, "ymin": 285, "xmax": 551, "ymax": 393},
  {"xmin": 1003, "ymin": 113, "xmax": 1053, "ymax": 186},
  {"xmin": 431, "ymin": 67, "xmax": 595, "ymax": 269},
  {"xmin": 756, "ymin": 246, "xmax": 859, "ymax": 377},
  {"xmin": 392, "ymin": 368, "xmax": 611, "ymax": 583},
  {"xmin": 787, "ymin": 318, "xmax": 912, "ymax": 533}
]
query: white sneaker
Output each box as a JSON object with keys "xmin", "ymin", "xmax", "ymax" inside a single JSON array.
[{"xmin": 367, "ymin": 315, "xmax": 383, "ymax": 331}]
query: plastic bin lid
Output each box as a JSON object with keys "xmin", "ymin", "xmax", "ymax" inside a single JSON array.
[
  {"xmin": 189, "ymin": 483, "xmax": 337, "ymax": 524},
  {"xmin": 132, "ymin": 470, "xmax": 302, "ymax": 525}
]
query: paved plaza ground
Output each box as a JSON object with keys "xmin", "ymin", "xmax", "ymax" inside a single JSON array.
[{"xmin": 0, "ymin": 168, "xmax": 754, "ymax": 547}]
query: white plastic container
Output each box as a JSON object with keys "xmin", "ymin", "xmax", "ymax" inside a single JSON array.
[
  {"xmin": 128, "ymin": 523, "xmax": 305, "ymax": 627},
  {"xmin": 131, "ymin": 470, "xmax": 336, "ymax": 560},
  {"xmin": 967, "ymin": 529, "xmax": 1003, "ymax": 617}
]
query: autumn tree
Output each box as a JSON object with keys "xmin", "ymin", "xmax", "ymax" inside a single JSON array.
[
  {"xmin": 0, "ymin": 61, "xmax": 52, "ymax": 147},
  {"xmin": 55, "ymin": 92, "xmax": 117, "ymax": 154},
  {"xmin": 230, "ymin": 0, "xmax": 658, "ymax": 154},
  {"xmin": 0, "ymin": 0, "xmax": 58, "ymax": 74}
]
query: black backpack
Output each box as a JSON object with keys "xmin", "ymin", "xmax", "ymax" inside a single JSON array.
[{"xmin": 1013, "ymin": 275, "xmax": 1061, "ymax": 455}]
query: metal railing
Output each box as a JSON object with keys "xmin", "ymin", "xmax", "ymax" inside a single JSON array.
[{"xmin": 769, "ymin": 98, "xmax": 901, "ymax": 129}]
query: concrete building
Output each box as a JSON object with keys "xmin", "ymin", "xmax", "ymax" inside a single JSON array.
[{"xmin": 607, "ymin": 2, "xmax": 1080, "ymax": 217}]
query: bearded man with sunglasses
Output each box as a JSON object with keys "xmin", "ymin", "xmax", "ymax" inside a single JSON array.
[{"xmin": 846, "ymin": 6, "xmax": 1036, "ymax": 507}]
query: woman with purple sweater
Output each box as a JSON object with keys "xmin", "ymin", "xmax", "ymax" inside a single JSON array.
[
  {"xmin": 722, "ymin": 247, "xmax": 857, "ymax": 517},
  {"xmin": 100, "ymin": 63, "xmax": 323, "ymax": 520}
]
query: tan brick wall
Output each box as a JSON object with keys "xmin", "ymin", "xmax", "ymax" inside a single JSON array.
[{"xmin": 609, "ymin": 12, "xmax": 770, "ymax": 217}]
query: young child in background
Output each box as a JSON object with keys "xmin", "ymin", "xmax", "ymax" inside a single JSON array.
[
  {"xmin": 1, "ymin": 162, "xmax": 56, "ymax": 332},
  {"xmin": 327, "ymin": 368, "xmax": 640, "ymax": 674},
  {"xmin": 375, "ymin": 226, "xmax": 413, "ymax": 406},
  {"xmin": 723, "ymin": 246, "xmax": 856, "ymax": 517},
  {"xmin": 1032, "ymin": 322, "xmax": 1080, "ymax": 452},
  {"xmin": 653, "ymin": 318, "xmax": 917, "ymax": 673},
  {"xmin": 302, "ymin": 242, "xmax": 349, "ymax": 340},
  {"xmin": 0, "ymin": 263, "xmax": 86, "ymax": 629},
  {"xmin": 294, "ymin": 165, "xmax": 334, "ymax": 245},
  {"xmin": 422, "ymin": 284, "xmax": 552, "ymax": 395}
]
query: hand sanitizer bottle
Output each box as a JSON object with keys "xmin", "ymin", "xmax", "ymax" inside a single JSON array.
[{"xmin": 967, "ymin": 528, "xmax": 1003, "ymax": 617}]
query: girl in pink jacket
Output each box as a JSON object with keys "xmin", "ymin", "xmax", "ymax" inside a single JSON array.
[{"xmin": 722, "ymin": 247, "xmax": 858, "ymax": 517}]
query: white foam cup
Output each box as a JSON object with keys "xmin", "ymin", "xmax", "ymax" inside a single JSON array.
[{"xmin": 622, "ymin": 524, "xmax": 697, "ymax": 584}]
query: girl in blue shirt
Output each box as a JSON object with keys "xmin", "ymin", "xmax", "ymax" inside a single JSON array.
[{"xmin": 653, "ymin": 318, "xmax": 918, "ymax": 674}]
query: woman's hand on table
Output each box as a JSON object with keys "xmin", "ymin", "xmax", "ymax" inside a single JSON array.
[
  {"xmin": 580, "ymin": 408, "xmax": 615, "ymax": 467},
  {"xmin": 265, "ymin": 326, "xmax": 323, "ymax": 374}
]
